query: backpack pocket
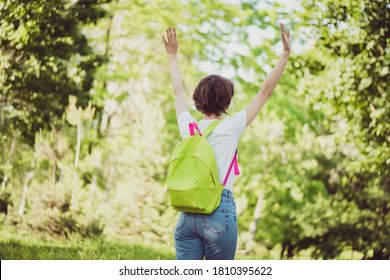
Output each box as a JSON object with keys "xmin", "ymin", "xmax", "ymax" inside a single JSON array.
[{"xmin": 169, "ymin": 184, "xmax": 223, "ymax": 214}]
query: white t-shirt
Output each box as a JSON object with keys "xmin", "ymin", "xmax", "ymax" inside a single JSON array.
[{"xmin": 177, "ymin": 110, "xmax": 247, "ymax": 191}]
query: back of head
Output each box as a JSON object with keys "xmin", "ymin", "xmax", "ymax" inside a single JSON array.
[{"xmin": 193, "ymin": 74, "xmax": 234, "ymax": 117}]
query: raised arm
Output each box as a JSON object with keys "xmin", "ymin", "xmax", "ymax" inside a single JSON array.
[
  {"xmin": 162, "ymin": 28, "xmax": 189, "ymax": 117},
  {"xmin": 245, "ymin": 23, "xmax": 291, "ymax": 127}
]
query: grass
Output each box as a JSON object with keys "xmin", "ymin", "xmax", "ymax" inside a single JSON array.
[
  {"xmin": 0, "ymin": 228, "xmax": 175, "ymax": 260},
  {"xmin": 0, "ymin": 226, "xmax": 366, "ymax": 260}
]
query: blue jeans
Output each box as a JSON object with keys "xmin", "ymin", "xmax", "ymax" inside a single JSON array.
[{"xmin": 174, "ymin": 189, "xmax": 238, "ymax": 260}]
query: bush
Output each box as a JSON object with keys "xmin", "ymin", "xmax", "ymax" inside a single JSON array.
[
  {"xmin": 0, "ymin": 191, "xmax": 12, "ymax": 214},
  {"xmin": 81, "ymin": 218, "xmax": 104, "ymax": 238},
  {"xmin": 43, "ymin": 211, "xmax": 104, "ymax": 239}
]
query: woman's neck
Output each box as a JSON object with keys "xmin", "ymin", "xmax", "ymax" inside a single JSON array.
[{"xmin": 203, "ymin": 114, "xmax": 221, "ymax": 120}]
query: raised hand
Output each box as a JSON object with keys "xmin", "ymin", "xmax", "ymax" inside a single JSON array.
[
  {"xmin": 245, "ymin": 23, "xmax": 291, "ymax": 127},
  {"xmin": 163, "ymin": 27, "xmax": 189, "ymax": 116},
  {"xmin": 162, "ymin": 28, "xmax": 179, "ymax": 57},
  {"xmin": 280, "ymin": 23, "xmax": 291, "ymax": 53}
]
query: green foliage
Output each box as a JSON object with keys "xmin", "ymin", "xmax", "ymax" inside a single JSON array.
[
  {"xmin": 0, "ymin": 0, "xmax": 107, "ymax": 145},
  {"xmin": 43, "ymin": 211, "xmax": 104, "ymax": 239},
  {"xmin": 288, "ymin": 0, "xmax": 390, "ymax": 259}
]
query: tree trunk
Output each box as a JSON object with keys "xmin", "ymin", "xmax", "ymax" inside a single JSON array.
[
  {"xmin": 88, "ymin": 173, "xmax": 98, "ymax": 205},
  {"xmin": 249, "ymin": 191, "xmax": 264, "ymax": 238},
  {"xmin": 1, "ymin": 138, "xmax": 16, "ymax": 191},
  {"xmin": 242, "ymin": 192, "xmax": 264, "ymax": 252},
  {"xmin": 100, "ymin": 10, "xmax": 116, "ymax": 134},
  {"xmin": 52, "ymin": 160, "xmax": 57, "ymax": 194},
  {"xmin": 71, "ymin": 120, "xmax": 82, "ymax": 206},
  {"xmin": 18, "ymin": 170, "xmax": 34, "ymax": 217}
]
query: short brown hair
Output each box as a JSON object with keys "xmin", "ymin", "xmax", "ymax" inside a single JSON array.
[{"xmin": 192, "ymin": 74, "xmax": 234, "ymax": 116}]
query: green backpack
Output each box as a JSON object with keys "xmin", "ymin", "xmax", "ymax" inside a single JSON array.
[{"xmin": 166, "ymin": 120, "xmax": 239, "ymax": 214}]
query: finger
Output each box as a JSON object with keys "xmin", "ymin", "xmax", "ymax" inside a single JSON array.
[
  {"xmin": 281, "ymin": 29, "xmax": 285, "ymax": 39},
  {"xmin": 280, "ymin": 23, "xmax": 284, "ymax": 33},
  {"xmin": 169, "ymin": 28, "xmax": 175, "ymax": 42},
  {"xmin": 166, "ymin": 29, "xmax": 171, "ymax": 41},
  {"xmin": 170, "ymin": 28, "xmax": 177, "ymax": 43},
  {"xmin": 162, "ymin": 35, "xmax": 167, "ymax": 45},
  {"xmin": 282, "ymin": 30, "xmax": 289, "ymax": 42},
  {"xmin": 281, "ymin": 32, "xmax": 288, "ymax": 43},
  {"xmin": 281, "ymin": 34, "xmax": 287, "ymax": 45}
]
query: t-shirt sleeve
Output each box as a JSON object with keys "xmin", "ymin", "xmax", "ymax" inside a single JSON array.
[
  {"xmin": 229, "ymin": 109, "xmax": 247, "ymax": 138},
  {"xmin": 177, "ymin": 111, "xmax": 196, "ymax": 139}
]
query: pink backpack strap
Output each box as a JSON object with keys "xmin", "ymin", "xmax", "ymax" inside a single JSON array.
[
  {"xmin": 189, "ymin": 122, "xmax": 202, "ymax": 136},
  {"xmin": 223, "ymin": 150, "xmax": 240, "ymax": 186}
]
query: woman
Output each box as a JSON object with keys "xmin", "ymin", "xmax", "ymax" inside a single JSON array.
[{"xmin": 162, "ymin": 24, "xmax": 291, "ymax": 260}]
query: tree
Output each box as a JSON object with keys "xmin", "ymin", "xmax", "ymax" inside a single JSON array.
[
  {"xmin": 0, "ymin": 0, "xmax": 108, "ymax": 228},
  {"xmin": 290, "ymin": 0, "xmax": 390, "ymax": 259},
  {"xmin": 0, "ymin": 0, "xmax": 107, "ymax": 146}
]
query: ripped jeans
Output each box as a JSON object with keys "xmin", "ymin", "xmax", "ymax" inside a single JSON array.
[{"xmin": 174, "ymin": 189, "xmax": 238, "ymax": 260}]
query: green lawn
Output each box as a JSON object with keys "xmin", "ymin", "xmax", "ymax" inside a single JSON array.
[
  {"xmin": 0, "ymin": 228, "xmax": 302, "ymax": 260},
  {"xmin": 0, "ymin": 229, "xmax": 175, "ymax": 260}
]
